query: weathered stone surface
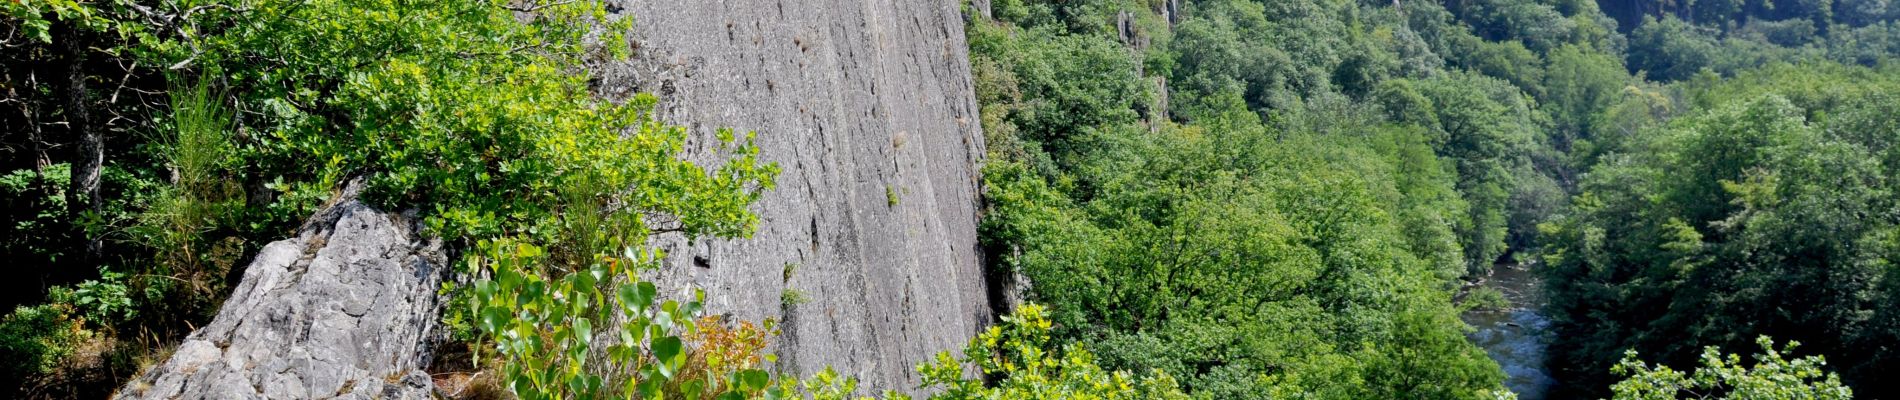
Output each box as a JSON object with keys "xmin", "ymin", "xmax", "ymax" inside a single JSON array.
[
  {"xmin": 602, "ymin": 0, "xmax": 993, "ymax": 392},
  {"xmin": 114, "ymin": 184, "xmax": 445, "ymax": 400}
]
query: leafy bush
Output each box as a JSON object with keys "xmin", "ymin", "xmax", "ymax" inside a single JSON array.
[
  {"xmin": 916, "ymin": 304, "xmax": 1190, "ymax": 399},
  {"xmin": 471, "ymin": 241, "xmax": 749, "ymax": 399},
  {"xmin": 0, "ymin": 303, "xmax": 86, "ymax": 380},
  {"xmin": 1461, "ymin": 286, "xmax": 1511, "ymax": 312},
  {"xmin": 66, "ymin": 269, "xmax": 136, "ymax": 326},
  {"xmin": 1610, "ymin": 336, "xmax": 1852, "ymax": 399},
  {"xmin": 981, "ymin": 113, "xmax": 1504, "ymax": 396},
  {"xmin": 469, "ymin": 240, "xmax": 882, "ymax": 400},
  {"xmin": 0, "ymin": 166, "xmax": 71, "ymax": 264}
]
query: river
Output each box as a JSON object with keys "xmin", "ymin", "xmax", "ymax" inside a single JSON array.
[{"xmin": 1462, "ymin": 262, "xmax": 1557, "ymax": 399}]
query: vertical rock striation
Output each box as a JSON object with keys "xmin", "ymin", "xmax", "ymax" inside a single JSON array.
[{"xmin": 600, "ymin": 0, "xmax": 992, "ymax": 392}]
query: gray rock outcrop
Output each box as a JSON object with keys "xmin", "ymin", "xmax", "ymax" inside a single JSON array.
[
  {"xmin": 114, "ymin": 185, "xmax": 445, "ymax": 400},
  {"xmin": 603, "ymin": 0, "xmax": 993, "ymax": 392}
]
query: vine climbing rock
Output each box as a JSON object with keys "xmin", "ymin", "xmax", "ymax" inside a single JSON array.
[{"xmin": 113, "ymin": 183, "xmax": 446, "ymax": 399}]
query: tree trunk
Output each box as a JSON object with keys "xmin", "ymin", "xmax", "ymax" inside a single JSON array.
[{"xmin": 58, "ymin": 21, "xmax": 103, "ymax": 257}]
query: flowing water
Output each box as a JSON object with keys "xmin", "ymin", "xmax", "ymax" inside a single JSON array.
[{"xmin": 1463, "ymin": 262, "xmax": 1557, "ymax": 399}]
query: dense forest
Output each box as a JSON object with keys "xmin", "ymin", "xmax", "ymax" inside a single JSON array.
[
  {"xmin": 2, "ymin": 0, "xmax": 1898, "ymax": 398},
  {"xmin": 971, "ymin": 0, "xmax": 1899, "ymax": 398}
]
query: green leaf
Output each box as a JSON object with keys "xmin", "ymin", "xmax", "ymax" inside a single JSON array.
[
  {"xmin": 635, "ymin": 282, "xmax": 657, "ymax": 307},
  {"xmin": 652, "ymin": 336, "xmax": 683, "ymax": 378},
  {"xmin": 617, "ymin": 284, "xmax": 639, "ymax": 310},
  {"xmin": 637, "ymin": 374, "xmax": 664, "ymax": 400},
  {"xmin": 572, "ymin": 317, "xmax": 592, "ymax": 346},
  {"xmin": 590, "ymin": 265, "xmax": 609, "ymax": 284},
  {"xmin": 737, "ymin": 369, "xmax": 770, "ymax": 392},
  {"xmin": 571, "ymin": 268, "xmax": 595, "ymax": 289},
  {"xmin": 681, "ymin": 378, "xmax": 706, "ymax": 400},
  {"xmin": 480, "ymin": 307, "xmax": 508, "ymax": 334},
  {"xmin": 546, "ymin": 303, "xmax": 567, "ymax": 326},
  {"xmin": 567, "ymin": 375, "xmax": 587, "ymax": 395}
]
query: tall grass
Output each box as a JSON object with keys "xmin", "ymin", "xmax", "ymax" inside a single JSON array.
[
  {"xmin": 165, "ymin": 81, "xmax": 234, "ymax": 199},
  {"xmin": 133, "ymin": 79, "xmax": 240, "ymax": 323}
]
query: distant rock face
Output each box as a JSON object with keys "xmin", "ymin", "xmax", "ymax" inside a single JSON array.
[
  {"xmin": 114, "ymin": 185, "xmax": 444, "ymax": 400},
  {"xmin": 600, "ymin": 0, "xmax": 993, "ymax": 392}
]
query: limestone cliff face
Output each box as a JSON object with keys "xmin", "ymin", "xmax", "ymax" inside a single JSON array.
[{"xmin": 600, "ymin": 0, "xmax": 992, "ymax": 391}]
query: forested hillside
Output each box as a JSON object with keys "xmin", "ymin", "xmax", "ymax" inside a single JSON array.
[
  {"xmin": 3, "ymin": 0, "xmax": 1899, "ymax": 398},
  {"xmin": 970, "ymin": 0, "xmax": 1900, "ymax": 398},
  {"xmin": 1539, "ymin": 60, "xmax": 1900, "ymax": 399}
]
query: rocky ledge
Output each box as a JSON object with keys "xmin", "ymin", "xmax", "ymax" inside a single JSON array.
[{"xmin": 114, "ymin": 184, "xmax": 445, "ymax": 399}]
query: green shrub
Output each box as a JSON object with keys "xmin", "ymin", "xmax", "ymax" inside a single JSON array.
[
  {"xmin": 0, "ymin": 303, "xmax": 86, "ymax": 378},
  {"xmin": 471, "ymin": 241, "xmax": 881, "ymax": 400},
  {"xmin": 1461, "ymin": 286, "xmax": 1511, "ymax": 312},
  {"xmin": 1610, "ymin": 336, "xmax": 1853, "ymax": 399},
  {"xmin": 916, "ymin": 304, "xmax": 1190, "ymax": 399},
  {"xmin": 140, "ymin": 0, "xmax": 782, "ymax": 250},
  {"xmin": 66, "ymin": 269, "xmax": 137, "ymax": 327},
  {"xmin": 0, "ymin": 166, "xmax": 71, "ymax": 262},
  {"xmin": 471, "ymin": 240, "xmax": 738, "ymax": 399}
]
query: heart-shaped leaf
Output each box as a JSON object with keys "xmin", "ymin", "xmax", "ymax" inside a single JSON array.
[
  {"xmin": 737, "ymin": 369, "xmax": 770, "ymax": 391},
  {"xmin": 652, "ymin": 336, "xmax": 684, "ymax": 378}
]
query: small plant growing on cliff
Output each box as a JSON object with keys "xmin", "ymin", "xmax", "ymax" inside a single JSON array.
[
  {"xmin": 471, "ymin": 241, "xmax": 782, "ymax": 399},
  {"xmin": 781, "ymin": 289, "xmax": 812, "ymax": 307},
  {"xmin": 472, "ymin": 241, "xmax": 888, "ymax": 400},
  {"xmin": 682, "ymin": 316, "xmax": 778, "ymax": 384}
]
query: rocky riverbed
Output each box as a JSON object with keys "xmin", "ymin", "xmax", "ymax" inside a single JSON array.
[{"xmin": 1464, "ymin": 262, "xmax": 1558, "ymax": 399}]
